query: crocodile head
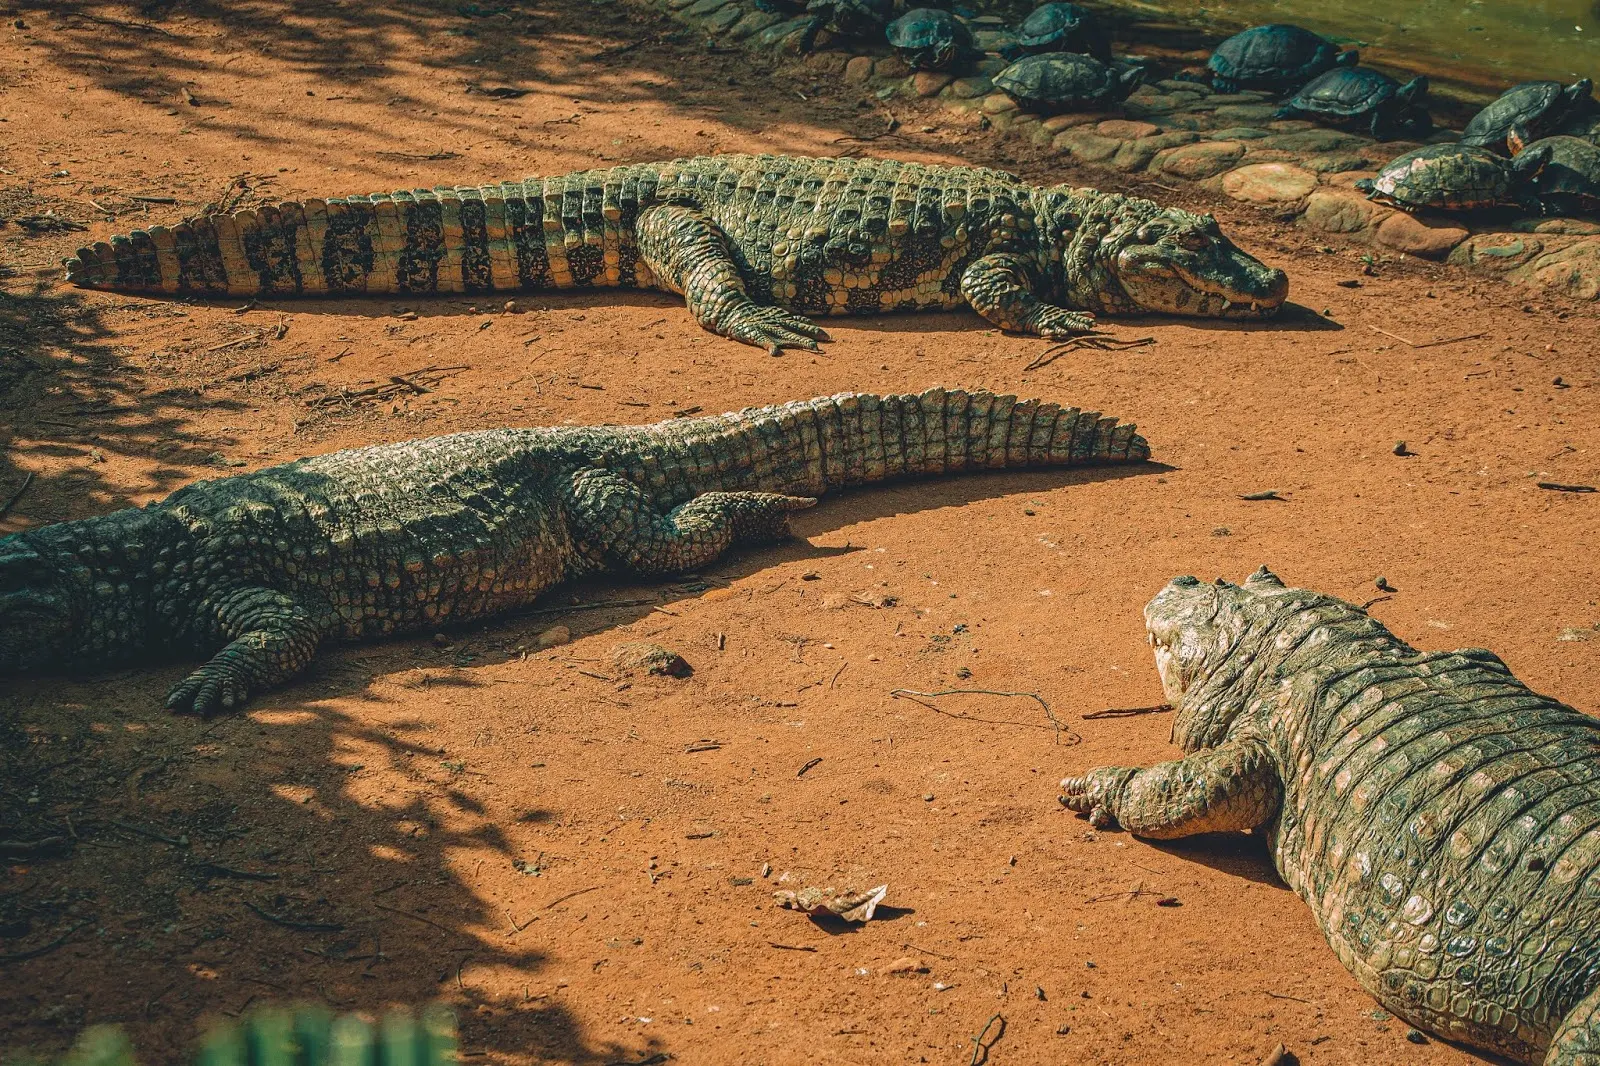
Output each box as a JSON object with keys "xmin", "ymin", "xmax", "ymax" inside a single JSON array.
[
  {"xmin": 1046, "ymin": 192, "xmax": 1288, "ymax": 320},
  {"xmin": 1144, "ymin": 566, "xmax": 1400, "ymax": 752},
  {"xmin": 1143, "ymin": 567, "xmax": 1302, "ymax": 751},
  {"xmin": 0, "ymin": 539, "xmax": 83, "ymax": 674}
]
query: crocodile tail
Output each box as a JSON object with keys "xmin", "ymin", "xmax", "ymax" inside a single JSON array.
[
  {"xmin": 61, "ymin": 176, "xmax": 631, "ymax": 298},
  {"xmin": 605, "ymin": 388, "xmax": 1149, "ymax": 505}
]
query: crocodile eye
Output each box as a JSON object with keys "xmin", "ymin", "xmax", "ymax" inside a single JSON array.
[
  {"xmin": 1135, "ymin": 225, "xmax": 1158, "ymax": 243},
  {"xmin": 1180, "ymin": 232, "xmax": 1209, "ymax": 252}
]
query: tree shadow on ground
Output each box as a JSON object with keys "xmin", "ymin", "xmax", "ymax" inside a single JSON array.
[
  {"xmin": 0, "ymin": 280, "xmax": 247, "ymax": 529},
  {"xmin": 0, "ymin": 460, "xmax": 1158, "ymax": 1061}
]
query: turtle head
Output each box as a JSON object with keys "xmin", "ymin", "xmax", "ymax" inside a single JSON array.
[
  {"xmin": 1562, "ymin": 78, "xmax": 1594, "ymax": 111},
  {"xmin": 1093, "ymin": 203, "xmax": 1289, "ymax": 320},
  {"xmin": 1335, "ymin": 48, "xmax": 1360, "ymax": 67},
  {"xmin": 0, "ymin": 537, "xmax": 85, "ymax": 675},
  {"xmin": 1397, "ymin": 75, "xmax": 1428, "ymax": 106}
]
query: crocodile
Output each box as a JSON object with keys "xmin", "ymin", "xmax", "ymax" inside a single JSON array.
[
  {"xmin": 1060, "ymin": 567, "xmax": 1600, "ymax": 1064},
  {"xmin": 0, "ymin": 389, "xmax": 1147, "ymax": 715},
  {"xmin": 63, "ymin": 154, "xmax": 1289, "ymax": 354}
]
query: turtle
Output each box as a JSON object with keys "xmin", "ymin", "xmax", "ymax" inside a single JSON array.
[
  {"xmin": 1460, "ymin": 79, "xmax": 1595, "ymax": 155},
  {"xmin": 1276, "ymin": 67, "xmax": 1430, "ymax": 140},
  {"xmin": 1013, "ymin": 3, "xmax": 1111, "ymax": 64},
  {"xmin": 1205, "ymin": 24, "xmax": 1358, "ymax": 95},
  {"xmin": 885, "ymin": 8, "xmax": 975, "ymax": 72},
  {"xmin": 1508, "ymin": 134, "xmax": 1600, "ymax": 215},
  {"xmin": 795, "ymin": 0, "xmax": 893, "ymax": 52},
  {"xmin": 992, "ymin": 52, "xmax": 1144, "ymax": 113},
  {"xmin": 1353, "ymin": 143, "xmax": 1528, "ymax": 213}
]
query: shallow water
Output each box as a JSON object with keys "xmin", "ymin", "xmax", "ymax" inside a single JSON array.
[{"xmin": 1103, "ymin": 0, "xmax": 1596, "ymax": 101}]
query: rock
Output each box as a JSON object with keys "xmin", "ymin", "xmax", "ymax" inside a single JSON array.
[
  {"xmin": 973, "ymin": 29, "xmax": 1017, "ymax": 53},
  {"xmin": 1208, "ymin": 126, "xmax": 1272, "ymax": 140},
  {"xmin": 610, "ymin": 641, "xmax": 693, "ymax": 678},
  {"xmin": 537, "ymin": 625, "xmax": 571, "ymax": 649},
  {"xmin": 873, "ymin": 55, "xmax": 910, "ymax": 79},
  {"xmin": 683, "ymin": 0, "xmax": 730, "ymax": 16},
  {"xmin": 802, "ymin": 51, "xmax": 847, "ymax": 75},
  {"xmin": 1375, "ymin": 212, "xmax": 1470, "ymax": 259},
  {"xmin": 1240, "ymin": 148, "xmax": 1297, "ymax": 164},
  {"xmin": 1519, "ymin": 237, "xmax": 1600, "ymax": 300},
  {"xmin": 755, "ymin": 14, "xmax": 812, "ymax": 47},
  {"xmin": 982, "ymin": 92, "xmax": 1019, "ymax": 114},
  {"xmin": 1096, "ymin": 118, "xmax": 1160, "ymax": 139},
  {"xmin": 1266, "ymin": 119, "xmax": 1317, "ymax": 131},
  {"xmin": 912, "ymin": 71, "xmax": 953, "ymax": 97},
  {"xmin": 844, "ymin": 55, "xmax": 875, "ymax": 84},
  {"xmin": 1122, "ymin": 94, "xmax": 1186, "ymax": 117},
  {"xmin": 1447, "ymin": 233, "xmax": 1542, "ymax": 269},
  {"xmin": 1052, "ymin": 129, "xmax": 1121, "ymax": 163},
  {"xmin": 1157, "ymin": 113, "xmax": 1210, "ymax": 132},
  {"xmin": 1323, "ymin": 170, "xmax": 1379, "ymax": 188},
  {"xmin": 1259, "ymin": 129, "xmax": 1369, "ymax": 153},
  {"xmin": 723, "ymin": 8, "xmax": 780, "ymax": 39},
  {"xmin": 1111, "ymin": 130, "xmax": 1199, "ymax": 172},
  {"xmin": 1222, "ymin": 163, "xmax": 1318, "ymax": 204},
  {"xmin": 1154, "ymin": 139, "xmax": 1246, "ymax": 180},
  {"xmin": 1511, "ymin": 217, "xmax": 1600, "ymax": 236},
  {"xmin": 1212, "ymin": 103, "xmax": 1281, "ymax": 125},
  {"xmin": 1156, "ymin": 77, "xmax": 1210, "ymax": 95},
  {"xmin": 700, "ymin": 4, "xmax": 743, "ymax": 33},
  {"xmin": 666, "ymin": 0, "xmax": 699, "ymax": 9},
  {"xmin": 949, "ymin": 76, "xmax": 994, "ymax": 99},
  {"xmin": 885, "ymin": 956, "xmax": 930, "ymax": 974},
  {"xmin": 1199, "ymin": 91, "xmax": 1271, "ymax": 106},
  {"xmin": 1301, "ymin": 187, "xmax": 1392, "ymax": 234},
  {"xmin": 1041, "ymin": 112, "xmax": 1104, "ymax": 132},
  {"xmin": 1303, "ymin": 152, "xmax": 1372, "ymax": 174}
]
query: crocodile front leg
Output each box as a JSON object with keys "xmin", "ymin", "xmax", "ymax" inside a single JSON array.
[
  {"xmin": 1059, "ymin": 737, "xmax": 1281, "ymax": 838},
  {"xmin": 563, "ymin": 468, "xmax": 816, "ymax": 575},
  {"xmin": 1549, "ymin": 982, "xmax": 1600, "ymax": 1066},
  {"xmin": 167, "ymin": 587, "xmax": 326, "ymax": 714},
  {"xmin": 635, "ymin": 203, "xmax": 829, "ymax": 355},
  {"xmin": 960, "ymin": 253, "xmax": 1097, "ymax": 338}
]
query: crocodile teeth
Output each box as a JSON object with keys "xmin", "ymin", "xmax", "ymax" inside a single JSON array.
[
  {"xmin": 1251, "ymin": 301, "xmax": 1260, "ymax": 312},
  {"xmin": 1222, "ymin": 299, "xmax": 1233, "ymax": 310}
]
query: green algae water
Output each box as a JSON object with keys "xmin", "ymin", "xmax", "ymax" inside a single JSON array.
[{"xmin": 1102, "ymin": 0, "xmax": 1597, "ymax": 102}]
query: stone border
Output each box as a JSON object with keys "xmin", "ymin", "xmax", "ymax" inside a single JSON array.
[{"xmin": 652, "ymin": 0, "xmax": 1600, "ymax": 301}]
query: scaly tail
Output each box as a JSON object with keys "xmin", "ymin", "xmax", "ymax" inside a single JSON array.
[
  {"xmin": 63, "ymin": 167, "xmax": 658, "ymax": 298},
  {"xmin": 576, "ymin": 387, "xmax": 1149, "ymax": 507}
]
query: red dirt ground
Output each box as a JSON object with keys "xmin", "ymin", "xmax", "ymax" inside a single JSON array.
[{"xmin": 1, "ymin": 3, "xmax": 1598, "ymax": 1064}]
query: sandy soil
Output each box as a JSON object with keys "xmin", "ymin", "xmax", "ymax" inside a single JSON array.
[{"xmin": 2, "ymin": 3, "xmax": 1598, "ymax": 1064}]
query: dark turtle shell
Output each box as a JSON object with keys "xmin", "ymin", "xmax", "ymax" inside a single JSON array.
[
  {"xmin": 1354, "ymin": 143, "xmax": 1518, "ymax": 212},
  {"xmin": 1014, "ymin": 3, "xmax": 1111, "ymax": 63},
  {"xmin": 1205, "ymin": 24, "xmax": 1357, "ymax": 95},
  {"xmin": 886, "ymin": 8, "xmax": 974, "ymax": 71},
  {"xmin": 1510, "ymin": 135, "xmax": 1600, "ymax": 214},
  {"xmin": 1278, "ymin": 67, "xmax": 1430, "ymax": 139},
  {"xmin": 798, "ymin": 0, "xmax": 892, "ymax": 50},
  {"xmin": 992, "ymin": 52, "xmax": 1143, "ymax": 113},
  {"xmin": 1461, "ymin": 79, "xmax": 1595, "ymax": 155}
]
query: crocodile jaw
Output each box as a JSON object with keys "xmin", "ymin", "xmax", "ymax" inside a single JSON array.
[
  {"xmin": 0, "ymin": 545, "xmax": 76, "ymax": 674},
  {"xmin": 1114, "ymin": 244, "xmax": 1288, "ymax": 319}
]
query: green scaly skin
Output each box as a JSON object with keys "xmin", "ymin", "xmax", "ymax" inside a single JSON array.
[
  {"xmin": 1061, "ymin": 567, "xmax": 1600, "ymax": 1064},
  {"xmin": 25, "ymin": 1005, "xmax": 455, "ymax": 1065},
  {"xmin": 64, "ymin": 154, "xmax": 1288, "ymax": 354},
  {"xmin": 0, "ymin": 389, "xmax": 1148, "ymax": 714}
]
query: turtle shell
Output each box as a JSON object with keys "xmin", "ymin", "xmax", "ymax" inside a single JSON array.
[
  {"xmin": 886, "ymin": 8, "xmax": 974, "ymax": 71},
  {"xmin": 1280, "ymin": 67, "xmax": 1429, "ymax": 137},
  {"xmin": 806, "ymin": 0, "xmax": 892, "ymax": 39},
  {"xmin": 1014, "ymin": 3, "xmax": 1111, "ymax": 63},
  {"xmin": 993, "ymin": 52, "xmax": 1142, "ymax": 112},
  {"xmin": 1510, "ymin": 135, "xmax": 1600, "ymax": 214},
  {"xmin": 1205, "ymin": 24, "xmax": 1356, "ymax": 95},
  {"xmin": 1355, "ymin": 144, "xmax": 1517, "ymax": 212},
  {"xmin": 1461, "ymin": 79, "xmax": 1595, "ymax": 154}
]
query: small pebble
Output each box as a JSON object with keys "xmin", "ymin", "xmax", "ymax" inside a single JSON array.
[
  {"xmin": 1393, "ymin": 441, "xmax": 1412, "ymax": 456},
  {"xmin": 1405, "ymin": 1029, "xmax": 1429, "ymax": 1044},
  {"xmin": 1055, "ymin": 1024, "xmax": 1070, "ymax": 1035},
  {"xmin": 922, "ymin": 793, "xmax": 935, "ymax": 802},
  {"xmin": 1375, "ymin": 577, "xmax": 1396, "ymax": 592},
  {"xmin": 1034, "ymin": 986, "xmax": 1046, "ymax": 1000}
]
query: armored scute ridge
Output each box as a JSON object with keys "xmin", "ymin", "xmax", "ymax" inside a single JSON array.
[
  {"xmin": 0, "ymin": 389, "xmax": 1147, "ymax": 714},
  {"xmin": 1061, "ymin": 567, "xmax": 1600, "ymax": 1064},
  {"xmin": 64, "ymin": 154, "xmax": 1288, "ymax": 353}
]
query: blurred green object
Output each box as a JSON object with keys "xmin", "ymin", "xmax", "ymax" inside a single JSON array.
[{"xmin": 16, "ymin": 1005, "xmax": 456, "ymax": 1066}]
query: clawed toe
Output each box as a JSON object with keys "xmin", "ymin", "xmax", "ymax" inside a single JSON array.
[
  {"xmin": 166, "ymin": 666, "xmax": 249, "ymax": 716},
  {"xmin": 725, "ymin": 304, "xmax": 829, "ymax": 354}
]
